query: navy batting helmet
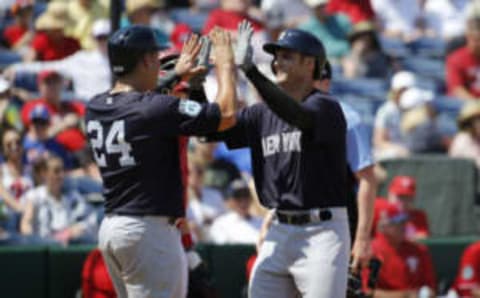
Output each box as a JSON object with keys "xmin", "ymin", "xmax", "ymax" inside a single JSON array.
[
  {"xmin": 263, "ymin": 29, "xmax": 326, "ymax": 79},
  {"xmin": 108, "ymin": 25, "xmax": 168, "ymax": 76}
]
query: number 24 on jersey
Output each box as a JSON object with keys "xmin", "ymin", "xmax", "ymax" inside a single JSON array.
[{"xmin": 87, "ymin": 120, "xmax": 136, "ymax": 167}]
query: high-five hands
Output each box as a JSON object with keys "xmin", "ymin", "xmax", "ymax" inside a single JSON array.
[{"xmin": 234, "ymin": 20, "xmax": 254, "ymax": 71}]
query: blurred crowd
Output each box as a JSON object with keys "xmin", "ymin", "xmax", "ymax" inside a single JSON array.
[{"xmin": 2, "ymin": 0, "xmax": 480, "ymax": 297}]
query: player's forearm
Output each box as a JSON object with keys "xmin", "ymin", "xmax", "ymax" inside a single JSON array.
[
  {"xmin": 355, "ymin": 166, "xmax": 377, "ymax": 240},
  {"xmin": 243, "ymin": 65, "xmax": 313, "ymax": 130},
  {"xmin": 214, "ymin": 64, "xmax": 237, "ymax": 131}
]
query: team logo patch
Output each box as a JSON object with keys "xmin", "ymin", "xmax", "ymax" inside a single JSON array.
[
  {"xmin": 462, "ymin": 266, "xmax": 474, "ymax": 280},
  {"xmin": 179, "ymin": 100, "xmax": 202, "ymax": 117}
]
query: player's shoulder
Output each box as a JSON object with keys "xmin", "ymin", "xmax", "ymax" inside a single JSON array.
[{"xmin": 306, "ymin": 90, "xmax": 342, "ymax": 109}]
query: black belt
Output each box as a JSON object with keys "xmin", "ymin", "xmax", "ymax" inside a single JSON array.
[{"xmin": 276, "ymin": 209, "xmax": 333, "ymax": 225}]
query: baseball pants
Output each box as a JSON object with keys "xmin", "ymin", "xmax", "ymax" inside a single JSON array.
[
  {"xmin": 98, "ymin": 214, "xmax": 187, "ymax": 298},
  {"xmin": 249, "ymin": 207, "xmax": 350, "ymax": 298}
]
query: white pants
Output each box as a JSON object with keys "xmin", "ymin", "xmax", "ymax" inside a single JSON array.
[
  {"xmin": 249, "ymin": 207, "xmax": 350, "ymax": 298},
  {"xmin": 98, "ymin": 215, "xmax": 188, "ymax": 298}
]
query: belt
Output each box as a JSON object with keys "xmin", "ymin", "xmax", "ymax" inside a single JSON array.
[{"xmin": 275, "ymin": 209, "xmax": 333, "ymax": 225}]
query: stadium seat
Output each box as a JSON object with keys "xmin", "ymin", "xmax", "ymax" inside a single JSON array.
[
  {"xmin": 400, "ymin": 56, "xmax": 445, "ymax": 82},
  {"xmin": 331, "ymin": 78, "xmax": 388, "ymax": 100},
  {"xmin": 0, "ymin": 50, "xmax": 21, "ymax": 68},
  {"xmin": 13, "ymin": 71, "xmax": 38, "ymax": 92}
]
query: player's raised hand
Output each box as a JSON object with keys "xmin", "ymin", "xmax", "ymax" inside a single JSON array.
[
  {"xmin": 209, "ymin": 27, "xmax": 234, "ymax": 66},
  {"xmin": 174, "ymin": 34, "xmax": 202, "ymax": 78},
  {"xmin": 234, "ymin": 20, "xmax": 254, "ymax": 71}
]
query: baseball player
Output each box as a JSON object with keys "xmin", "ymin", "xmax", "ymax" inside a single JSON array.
[
  {"xmin": 85, "ymin": 26, "xmax": 238, "ymax": 298},
  {"xmin": 210, "ymin": 21, "xmax": 350, "ymax": 297}
]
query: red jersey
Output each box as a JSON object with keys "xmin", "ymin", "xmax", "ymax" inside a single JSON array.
[
  {"xmin": 21, "ymin": 99, "xmax": 86, "ymax": 151},
  {"xmin": 202, "ymin": 9, "xmax": 264, "ymax": 34},
  {"xmin": 446, "ymin": 46, "xmax": 480, "ymax": 98},
  {"xmin": 453, "ymin": 241, "xmax": 480, "ymax": 298},
  {"xmin": 31, "ymin": 32, "xmax": 81, "ymax": 61},
  {"xmin": 372, "ymin": 199, "xmax": 430, "ymax": 240},
  {"xmin": 363, "ymin": 234, "xmax": 436, "ymax": 291},
  {"xmin": 3, "ymin": 24, "xmax": 28, "ymax": 47},
  {"xmin": 81, "ymin": 249, "xmax": 116, "ymax": 298},
  {"xmin": 327, "ymin": 0, "xmax": 375, "ymax": 24}
]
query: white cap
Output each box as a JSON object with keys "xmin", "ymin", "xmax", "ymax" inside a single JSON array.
[
  {"xmin": 399, "ymin": 88, "xmax": 434, "ymax": 110},
  {"xmin": 92, "ymin": 19, "xmax": 111, "ymax": 37},
  {"xmin": 391, "ymin": 71, "xmax": 416, "ymax": 90},
  {"xmin": 0, "ymin": 76, "xmax": 10, "ymax": 93},
  {"xmin": 304, "ymin": 0, "xmax": 328, "ymax": 8}
]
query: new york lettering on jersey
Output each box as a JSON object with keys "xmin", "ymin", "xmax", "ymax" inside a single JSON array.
[
  {"xmin": 219, "ymin": 95, "xmax": 347, "ymax": 210},
  {"xmin": 261, "ymin": 131, "xmax": 302, "ymax": 157}
]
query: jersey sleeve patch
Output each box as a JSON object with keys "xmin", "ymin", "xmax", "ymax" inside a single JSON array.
[{"xmin": 179, "ymin": 100, "xmax": 202, "ymax": 117}]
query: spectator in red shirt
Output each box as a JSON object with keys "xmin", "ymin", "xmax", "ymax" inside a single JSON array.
[
  {"xmin": 327, "ymin": 0, "xmax": 375, "ymax": 24},
  {"xmin": 82, "ymin": 249, "xmax": 116, "ymax": 298},
  {"xmin": 20, "ymin": 70, "xmax": 86, "ymax": 152},
  {"xmin": 364, "ymin": 202, "xmax": 437, "ymax": 297},
  {"xmin": 446, "ymin": 18, "xmax": 480, "ymax": 100},
  {"xmin": 373, "ymin": 176, "xmax": 430, "ymax": 241},
  {"xmin": 2, "ymin": 0, "xmax": 34, "ymax": 51},
  {"xmin": 202, "ymin": 0, "xmax": 264, "ymax": 35},
  {"xmin": 29, "ymin": 2, "xmax": 81, "ymax": 61},
  {"xmin": 453, "ymin": 241, "xmax": 480, "ymax": 298}
]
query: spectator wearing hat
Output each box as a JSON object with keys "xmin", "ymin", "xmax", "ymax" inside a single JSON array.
[
  {"xmin": 446, "ymin": 18, "xmax": 480, "ymax": 100},
  {"xmin": 22, "ymin": 105, "xmax": 73, "ymax": 169},
  {"xmin": 66, "ymin": 0, "xmax": 109, "ymax": 50},
  {"xmin": 452, "ymin": 240, "xmax": 480, "ymax": 298},
  {"xmin": 2, "ymin": 0, "xmax": 34, "ymax": 51},
  {"xmin": 373, "ymin": 176, "xmax": 430, "ymax": 241},
  {"xmin": 362, "ymin": 202, "xmax": 436, "ymax": 297},
  {"xmin": 342, "ymin": 21, "xmax": 390, "ymax": 79},
  {"xmin": 29, "ymin": 2, "xmax": 81, "ymax": 61},
  {"xmin": 298, "ymin": 0, "xmax": 352, "ymax": 61},
  {"xmin": 399, "ymin": 88, "xmax": 445, "ymax": 154},
  {"xmin": 449, "ymin": 101, "xmax": 480, "ymax": 168},
  {"xmin": 209, "ymin": 178, "xmax": 263, "ymax": 244},
  {"xmin": 7, "ymin": 19, "xmax": 112, "ymax": 101},
  {"xmin": 20, "ymin": 70, "xmax": 86, "ymax": 152},
  {"xmin": 373, "ymin": 71, "xmax": 416, "ymax": 160}
]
